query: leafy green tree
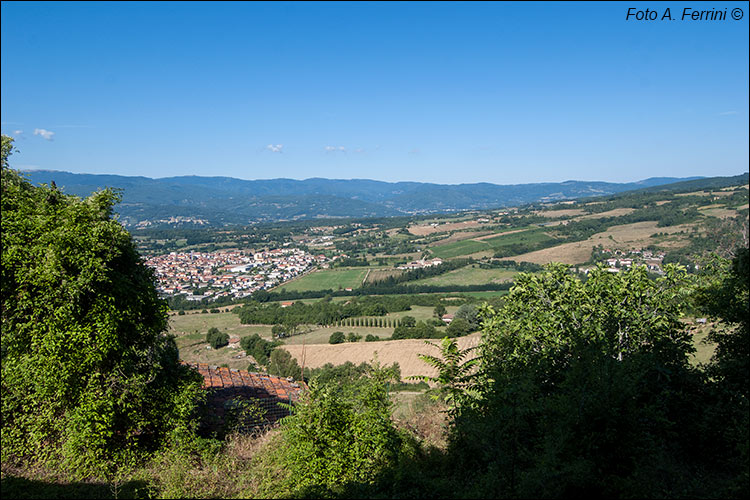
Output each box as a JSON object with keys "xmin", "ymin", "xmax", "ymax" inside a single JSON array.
[
  {"xmin": 700, "ymin": 248, "xmax": 749, "ymax": 394},
  {"xmin": 400, "ymin": 315, "xmax": 416, "ymax": 327},
  {"xmin": 206, "ymin": 327, "xmax": 229, "ymax": 349},
  {"xmin": 697, "ymin": 249, "xmax": 749, "ymax": 494},
  {"xmin": 446, "ymin": 316, "xmax": 472, "ymax": 337},
  {"xmin": 447, "ymin": 263, "xmax": 716, "ymax": 497},
  {"xmin": 240, "ymin": 333, "xmax": 280, "ymax": 366},
  {"xmin": 410, "ymin": 337, "xmax": 478, "ymax": 413},
  {"xmin": 271, "ymin": 324, "xmax": 287, "ymax": 338},
  {"xmin": 1, "ymin": 142, "xmax": 203, "ymax": 473},
  {"xmin": 347, "ymin": 332, "xmax": 362, "ymax": 342},
  {"xmin": 434, "ymin": 304, "xmax": 447, "ymax": 318},
  {"xmin": 329, "ymin": 331, "xmax": 346, "ymax": 344},
  {"xmin": 268, "ymin": 348, "xmax": 302, "ymax": 380},
  {"xmin": 454, "ymin": 303, "xmax": 479, "ymax": 330},
  {"xmin": 269, "ymin": 363, "xmax": 405, "ymax": 495}
]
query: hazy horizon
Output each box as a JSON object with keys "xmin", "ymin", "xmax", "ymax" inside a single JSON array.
[{"xmin": 17, "ymin": 167, "xmax": 716, "ymax": 187}]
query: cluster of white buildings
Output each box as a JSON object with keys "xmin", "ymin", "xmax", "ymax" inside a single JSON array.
[
  {"xmin": 145, "ymin": 248, "xmax": 327, "ymax": 301},
  {"xmin": 600, "ymin": 249, "xmax": 666, "ymax": 274},
  {"xmin": 133, "ymin": 216, "xmax": 209, "ymax": 228},
  {"xmin": 397, "ymin": 257, "xmax": 444, "ymax": 270}
]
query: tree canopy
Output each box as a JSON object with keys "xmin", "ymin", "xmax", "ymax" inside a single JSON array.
[{"xmin": 1, "ymin": 136, "xmax": 202, "ymax": 473}]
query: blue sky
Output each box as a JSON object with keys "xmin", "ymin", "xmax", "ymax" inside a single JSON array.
[{"xmin": 1, "ymin": 1, "xmax": 747, "ymax": 184}]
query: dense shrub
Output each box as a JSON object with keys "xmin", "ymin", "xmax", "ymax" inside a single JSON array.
[
  {"xmin": 267, "ymin": 348, "xmax": 302, "ymax": 380},
  {"xmin": 268, "ymin": 365, "xmax": 409, "ymax": 495},
  {"xmin": 206, "ymin": 327, "xmax": 229, "ymax": 349},
  {"xmin": 1, "ymin": 137, "xmax": 203, "ymax": 474},
  {"xmin": 329, "ymin": 331, "xmax": 346, "ymax": 344},
  {"xmin": 447, "ymin": 263, "xmax": 744, "ymax": 497},
  {"xmin": 239, "ymin": 334, "xmax": 281, "ymax": 366}
]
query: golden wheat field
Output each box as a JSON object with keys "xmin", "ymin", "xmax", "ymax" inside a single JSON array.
[{"xmin": 283, "ymin": 333, "xmax": 482, "ymax": 380}]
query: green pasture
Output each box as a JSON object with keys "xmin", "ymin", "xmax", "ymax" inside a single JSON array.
[
  {"xmin": 429, "ymin": 239, "xmax": 491, "ymax": 259},
  {"xmin": 449, "ymin": 290, "xmax": 511, "ymax": 299},
  {"xmin": 411, "ymin": 265, "xmax": 517, "ymax": 286},
  {"xmin": 281, "ymin": 325, "xmax": 398, "ymax": 345},
  {"xmin": 428, "ymin": 228, "xmax": 554, "ymax": 259},
  {"xmin": 276, "ymin": 267, "xmax": 369, "ymax": 292},
  {"xmin": 481, "ymin": 227, "xmax": 554, "ymax": 247},
  {"xmin": 168, "ymin": 310, "xmax": 257, "ymax": 335},
  {"xmin": 387, "ymin": 305, "xmax": 459, "ymax": 322}
]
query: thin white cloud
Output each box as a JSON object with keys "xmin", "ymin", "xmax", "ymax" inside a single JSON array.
[
  {"xmin": 718, "ymin": 111, "xmax": 738, "ymax": 116},
  {"xmin": 13, "ymin": 130, "xmax": 23, "ymax": 135},
  {"xmin": 325, "ymin": 145, "xmax": 346, "ymax": 153},
  {"xmin": 266, "ymin": 144, "xmax": 283, "ymax": 153},
  {"xmin": 33, "ymin": 128, "xmax": 55, "ymax": 141}
]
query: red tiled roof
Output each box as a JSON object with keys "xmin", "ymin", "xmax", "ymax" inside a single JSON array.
[{"xmin": 184, "ymin": 362, "xmax": 306, "ymax": 402}]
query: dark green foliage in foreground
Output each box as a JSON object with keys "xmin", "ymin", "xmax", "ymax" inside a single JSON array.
[
  {"xmin": 270, "ymin": 364, "xmax": 410, "ymax": 495},
  {"xmin": 703, "ymin": 248, "xmax": 749, "ymax": 395},
  {"xmin": 441, "ymin": 263, "xmax": 748, "ymax": 498},
  {"xmin": 1, "ymin": 138, "xmax": 203, "ymax": 475}
]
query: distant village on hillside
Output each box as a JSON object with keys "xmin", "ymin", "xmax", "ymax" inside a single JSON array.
[{"xmin": 145, "ymin": 248, "xmax": 327, "ymax": 301}]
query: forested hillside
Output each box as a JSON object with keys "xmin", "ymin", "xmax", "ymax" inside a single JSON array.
[{"xmin": 23, "ymin": 169, "xmax": 706, "ymax": 227}]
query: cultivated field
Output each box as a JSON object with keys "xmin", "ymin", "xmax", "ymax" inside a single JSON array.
[
  {"xmin": 408, "ymin": 220, "xmax": 483, "ymax": 236},
  {"xmin": 175, "ymin": 331, "xmax": 256, "ymax": 370},
  {"xmin": 429, "ymin": 239, "xmax": 492, "ymax": 259},
  {"xmin": 698, "ymin": 205, "xmax": 741, "ymax": 219},
  {"xmin": 169, "ymin": 310, "xmax": 269, "ymax": 336},
  {"xmin": 410, "ymin": 265, "xmax": 516, "ymax": 286},
  {"xmin": 170, "ymin": 309, "xmax": 713, "ymax": 381},
  {"xmin": 427, "ymin": 230, "xmax": 493, "ymax": 246},
  {"xmin": 534, "ymin": 208, "xmax": 585, "ymax": 218},
  {"xmin": 276, "ymin": 267, "xmax": 369, "ymax": 292},
  {"xmin": 283, "ymin": 333, "xmax": 482, "ymax": 380},
  {"xmin": 576, "ymin": 207, "xmax": 636, "ymax": 220},
  {"xmin": 508, "ymin": 221, "xmax": 694, "ymax": 265},
  {"xmin": 428, "ymin": 227, "xmax": 554, "ymax": 259},
  {"xmin": 364, "ymin": 268, "xmax": 404, "ymax": 284}
]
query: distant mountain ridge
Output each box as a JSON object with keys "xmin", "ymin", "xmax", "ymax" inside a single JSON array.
[{"xmin": 22, "ymin": 170, "xmax": 709, "ymax": 226}]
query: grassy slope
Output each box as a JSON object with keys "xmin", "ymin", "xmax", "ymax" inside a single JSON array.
[
  {"xmin": 409, "ymin": 265, "xmax": 517, "ymax": 286},
  {"xmin": 275, "ymin": 267, "xmax": 369, "ymax": 292}
]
